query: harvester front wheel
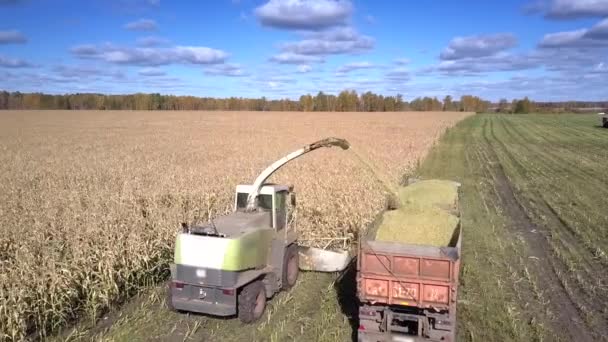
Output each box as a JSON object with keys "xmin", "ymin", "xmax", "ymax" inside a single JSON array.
[
  {"xmin": 238, "ymin": 280, "xmax": 266, "ymax": 323},
  {"xmin": 283, "ymin": 244, "xmax": 299, "ymax": 289}
]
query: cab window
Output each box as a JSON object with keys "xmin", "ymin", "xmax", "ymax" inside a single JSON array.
[
  {"xmin": 275, "ymin": 191, "xmax": 287, "ymax": 230},
  {"xmin": 236, "ymin": 192, "xmax": 272, "ymax": 211}
]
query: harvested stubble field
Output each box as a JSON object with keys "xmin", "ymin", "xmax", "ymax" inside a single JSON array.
[
  {"xmin": 419, "ymin": 114, "xmax": 608, "ymax": 342},
  {"xmin": 0, "ymin": 110, "xmax": 470, "ymax": 340}
]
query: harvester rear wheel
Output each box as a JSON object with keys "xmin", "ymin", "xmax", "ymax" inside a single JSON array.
[
  {"xmin": 283, "ymin": 244, "xmax": 299, "ymax": 289},
  {"xmin": 238, "ymin": 280, "xmax": 266, "ymax": 323}
]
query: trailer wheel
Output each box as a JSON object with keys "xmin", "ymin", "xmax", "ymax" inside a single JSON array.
[
  {"xmin": 282, "ymin": 244, "xmax": 299, "ymax": 290},
  {"xmin": 603, "ymin": 120, "xmax": 608, "ymax": 128},
  {"xmin": 238, "ymin": 280, "xmax": 266, "ymax": 323}
]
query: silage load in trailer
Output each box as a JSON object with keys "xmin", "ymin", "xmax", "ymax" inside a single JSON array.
[
  {"xmin": 374, "ymin": 179, "xmax": 460, "ymax": 247},
  {"xmin": 397, "ymin": 179, "xmax": 460, "ymax": 213}
]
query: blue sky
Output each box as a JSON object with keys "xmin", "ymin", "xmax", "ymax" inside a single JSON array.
[{"xmin": 1, "ymin": 0, "xmax": 607, "ymax": 101}]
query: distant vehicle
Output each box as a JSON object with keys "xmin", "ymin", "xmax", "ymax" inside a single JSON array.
[{"xmin": 599, "ymin": 113, "xmax": 608, "ymax": 128}]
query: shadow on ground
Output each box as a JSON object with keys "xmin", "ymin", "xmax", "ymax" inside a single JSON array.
[{"xmin": 334, "ymin": 259, "xmax": 360, "ymax": 342}]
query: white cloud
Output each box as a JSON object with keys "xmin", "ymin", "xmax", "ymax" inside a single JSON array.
[
  {"xmin": 53, "ymin": 65, "xmax": 124, "ymax": 79},
  {"xmin": 434, "ymin": 53, "xmax": 539, "ymax": 74},
  {"xmin": 71, "ymin": 44, "xmax": 228, "ymax": 66},
  {"xmin": 138, "ymin": 67, "xmax": 166, "ymax": 76},
  {"xmin": 0, "ymin": 54, "xmax": 31, "ymax": 68},
  {"xmin": 70, "ymin": 44, "xmax": 98, "ymax": 56},
  {"xmin": 53, "ymin": 65, "xmax": 97, "ymax": 78},
  {"xmin": 440, "ymin": 33, "xmax": 517, "ymax": 60},
  {"xmin": 297, "ymin": 64, "xmax": 312, "ymax": 73},
  {"xmin": 255, "ymin": 0, "xmax": 352, "ymax": 30},
  {"xmin": 448, "ymin": 73, "xmax": 608, "ymax": 101},
  {"xmin": 124, "ymin": 19, "xmax": 158, "ymax": 31},
  {"xmin": 394, "ymin": 58, "xmax": 410, "ymax": 65},
  {"xmin": 539, "ymin": 29, "xmax": 589, "ymax": 47},
  {"xmin": 539, "ymin": 19, "xmax": 608, "ymax": 48},
  {"xmin": 427, "ymin": 39, "xmax": 608, "ymax": 79},
  {"xmin": 336, "ymin": 61, "xmax": 374, "ymax": 73},
  {"xmin": 546, "ymin": 0, "xmax": 608, "ymax": 19},
  {"xmin": 385, "ymin": 67, "xmax": 409, "ymax": 81},
  {"xmin": 204, "ymin": 63, "xmax": 247, "ymax": 77},
  {"xmin": 0, "ymin": 30, "xmax": 27, "ymax": 44},
  {"xmin": 584, "ymin": 18, "xmax": 608, "ymax": 39},
  {"xmin": 262, "ymin": 2, "xmax": 375, "ymax": 63},
  {"xmin": 280, "ymin": 27, "xmax": 374, "ymax": 55},
  {"xmin": 136, "ymin": 36, "xmax": 169, "ymax": 47},
  {"xmin": 270, "ymin": 52, "xmax": 324, "ymax": 64}
]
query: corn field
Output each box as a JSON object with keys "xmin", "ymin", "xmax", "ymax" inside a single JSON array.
[{"xmin": 0, "ymin": 110, "xmax": 470, "ymax": 340}]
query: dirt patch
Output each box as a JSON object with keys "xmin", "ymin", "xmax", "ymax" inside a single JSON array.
[{"xmin": 481, "ymin": 136, "xmax": 597, "ymax": 342}]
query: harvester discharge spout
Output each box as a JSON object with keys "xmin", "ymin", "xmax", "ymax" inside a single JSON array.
[
  {"xmin": 243, "ymin": 137, "xmax": 353, "ymax": 273},
  {"xmin": 245, "ymin": 137, "xmax": 349, "ymax": 212}
]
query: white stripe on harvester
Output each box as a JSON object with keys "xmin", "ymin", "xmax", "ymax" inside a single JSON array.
[{"xmin": 177, "ymin": 234, "xmax": 230, "ymax": 269}]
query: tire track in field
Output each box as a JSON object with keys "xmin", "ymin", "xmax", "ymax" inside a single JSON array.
[
  {"xmin": 468, "ymin": 120, "xmax": 549, "ymax": 336},
  {"xmin": 502, "ymin": 117, "xmax": 607, "ymax": 194},
  {"xmin": 523, "ymin": 118, "xmax": 608, "ymax": 189},
  {"xmin": 498, "ymin": 117, "xmax": 608, "ymax": 261},
  {"xmin": 472, "ymin": 119, "xmax": 560, "ymax": 337},
  {"xmin": 81, "ymin": 272, "xmax": 346, "ymax": 342},
  {"xmin": 479, "ymin": 117, "xmax": 597, "ymax": 342},
  {"xmin": 535, "ymin": 121, "xmax": 608, "ymax": 178},
  {"xmin": 496, "ymin": 118, "xmax": 608, "ymax": 335},
  {"xmin": 489, "ymin": 117, "xmax": 608, "ymax": 334},
  {"xmin": 546, "ymin": 116, "xmax": 608, "ymax": 152},
  {"xmin": 496, "ymin": 117, "xmax": 608, "ymax": 261},
  {"xmin": 457, "ymin": 118, "xmax": 559, "ymax": 341}
]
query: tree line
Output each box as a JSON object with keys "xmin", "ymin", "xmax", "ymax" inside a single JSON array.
[
  {"xmin": 0, "ymin": 90, "xmax": 491, "ymax": 112},
  {"xmin": 494, "ymin": 97, "xmax": 608, "ymax": 114},
  {"xmin": 3, "ymin": 90, "xmax": 601, "ymax": 113}
]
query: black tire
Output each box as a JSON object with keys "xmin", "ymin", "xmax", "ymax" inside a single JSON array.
[
  {"xmin": 282, "ymin": 244, "xmax": 299, "ymax": 290},
  {"xmin": 238, "ymin": 280, "xmax": 266, "ymax": 323},
  {"xmin": 166, "ymin": 282, "xmax": 177, "ymax": 312},
  {"xmin": 603, "ymin": 120, "xmax": 608, "ymax": 128}
]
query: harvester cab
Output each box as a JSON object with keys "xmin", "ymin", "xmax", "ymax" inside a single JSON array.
[
  {"xmin": 234, "ymin": 184, "xmax": 293, "ymax": 229},
  {"xmin": 169, "ymin": 137, "xmax": 352, "ymax": 323}
]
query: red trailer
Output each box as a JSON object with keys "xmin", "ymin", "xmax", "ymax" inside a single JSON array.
[{"xmin": 356, "ymin": 218, "xmax": 461, "ymax": 341}]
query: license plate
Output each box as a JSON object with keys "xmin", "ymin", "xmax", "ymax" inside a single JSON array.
[
  {"xmin": 196, "ymin": 269, "xmax": 207, "ymax": 278},
  {"xmin": 392, "ymin": 336, "xmax": 415, "ymax": 342}
]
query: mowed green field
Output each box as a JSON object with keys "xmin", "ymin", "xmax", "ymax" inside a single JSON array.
[
  {"xmin": 420, "ymin": 114, "xmax": 608, "ymax": 342},
  {"xmin": 58, "ymin": 114, "xmax": 608, "ymax": 342}
]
